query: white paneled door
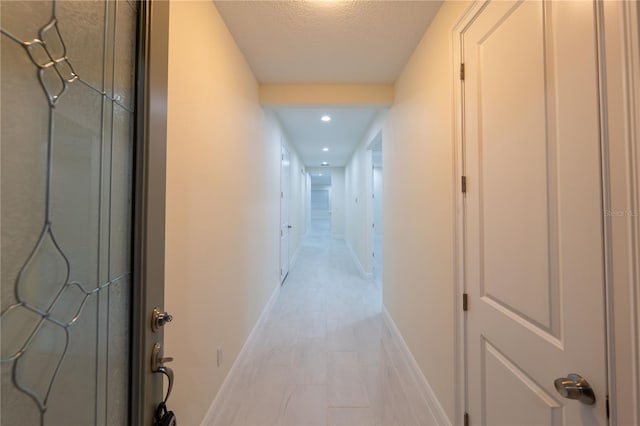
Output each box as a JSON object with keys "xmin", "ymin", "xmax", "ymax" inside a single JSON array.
[{"xmin": 463, "ymin": 1, "xmax": 607, "ymax": 425}]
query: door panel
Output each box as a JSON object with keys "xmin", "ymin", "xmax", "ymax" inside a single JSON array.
[
  {"xmin": 477, "ymin": 0, "xmax": 558, "ymax": 334},
  {"xmin": 463, "ymin": 1, "xmax": 607, "ymax": 424},
  {"xmin": 1, "ymin": 1, "xmax": 137, "ymax": 424},
  {"xmin": 483, "ymin": 339, "xmax": 562, "ymax": 426}
]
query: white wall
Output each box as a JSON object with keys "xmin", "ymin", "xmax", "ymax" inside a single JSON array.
[
  {"xmin": 164, "ymin": 2, "xmax": 283, "ymax": 424},
  {"xmin": 345, "ymin": 114, "xmax": 386, "ymax": 277},
  {"xmin": 383, "ymin": 1, "xmax": 471, "ymax": 422}
]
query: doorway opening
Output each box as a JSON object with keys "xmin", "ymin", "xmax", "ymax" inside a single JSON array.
[{"xmin": 309, "ymin": 171, "xmax": 332, "ymax": 236}]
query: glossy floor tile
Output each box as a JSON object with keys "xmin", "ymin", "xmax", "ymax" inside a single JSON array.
[{"xmin": 213, "ymin": 221, "xmax": 436, "ymax": 425}]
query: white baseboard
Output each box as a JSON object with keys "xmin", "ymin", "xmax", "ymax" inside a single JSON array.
[
  {"xmin": 345, "ymin": 239, "xmax": 373, "ymax": 280},
  {"xmin": 382, "ymin": 306, "xmax": 452, "ymax": 426},
  {"xmin": 201, "ymin": 283, "xmax": 281, "ymax": 425}
]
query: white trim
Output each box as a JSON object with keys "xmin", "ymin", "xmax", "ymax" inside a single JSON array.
[
  {"xmin": 346, "ymin": 239, "xmax": 373, "ymax": 280},
  {"xmin": 451, "ymin": 3, "xmax": 486, "ymax": 425},
  {"xmin": 382, "ymin": 306, "xmax": 452, "ymax": 426},
  {"xmin": 201, "ymin": 282, "xmax": 281, "ymax": 425},
  {"xmin": 600, "ymin": 1, "xmax": 640, "ymax": 424}
]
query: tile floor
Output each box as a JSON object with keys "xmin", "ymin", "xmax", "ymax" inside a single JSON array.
[{"xmin": 212, "ymin": 220, "xmax": 436, "ymax": 425}]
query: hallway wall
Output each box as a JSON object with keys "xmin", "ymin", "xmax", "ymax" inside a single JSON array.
[
  {"xmin": 345, "ymin": 113, "xmax": 386, "ymax": 277},
  {"xmin": 164, "ymin": 2, "xmax": 282, "ymax": 424},
  {"xmin": 384, "ymin": 1, "xmax": 470, "ymax": 422}
]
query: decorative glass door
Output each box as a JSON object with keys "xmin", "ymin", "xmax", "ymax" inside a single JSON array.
[{"xmin": 1, "ymin": 1, "xmax": 137, "ymax": 424}]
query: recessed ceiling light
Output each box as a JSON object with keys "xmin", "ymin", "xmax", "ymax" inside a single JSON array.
[
  {"xmin": 321, "ymin": 162, "xmax": 329, "ymax": 166},
  {"xmin": 322, "ymin": 147, "xmax": 329, "ymax": 152},
  {"xmin": 321, "ymin": 115, "xmax": 331, "ymax": 122}
]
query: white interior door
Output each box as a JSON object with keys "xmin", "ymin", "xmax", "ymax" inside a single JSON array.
[
  {"xmin": 463, "ymin": 1, "xmax": 607, "ymax": 425},
  {"xmin": 280, "ymin": 145, "xmax": 291, "ymax": 283}
]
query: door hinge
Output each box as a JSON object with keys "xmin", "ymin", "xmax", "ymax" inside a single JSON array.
[
  {"xmin": 464, "ymin": 412, "xmax": 470, "ymax": 426},
  {"xmin": 460, "ymin": 63, "xmax": 465, "ymax": 81},
  {"xmin": 606, "ymin": 395, "xmax": 610, "ymax": 419},
  {"xmin": 281, "ymin": 191, "xmax": 283, "ymax": 199},
  {"xmin": 463, "ymin": 293, "xmax": 469, "ymax": 311},
  {"xmin": 461, "ymin": 176, "xmax": 467, "ymax": 193}
]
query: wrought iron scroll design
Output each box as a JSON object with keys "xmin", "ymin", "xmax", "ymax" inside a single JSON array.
[{"xmin": 1, "ymin": 1, "xmax": 133, "ymax": 423}]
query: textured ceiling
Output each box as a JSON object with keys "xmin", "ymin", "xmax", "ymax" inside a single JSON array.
[
  {"xmin": 214, "ymin": 0, "xmax": 443, "ymax": 83},
  {"xmin": 275, "ymin": 107, "xmax": 380, "ymax": 167}
]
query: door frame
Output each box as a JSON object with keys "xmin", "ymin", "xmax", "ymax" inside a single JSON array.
[
  {"xmin": 596, "ymin": 1, "xmax": 640, "ymax": 424},
  {"xmin": 451, "ymin": 5, "xmax": 485, "ymax": 425},
  {"xmin": 130, "ymin": 0, "xmax": 170, "ymax": 424},
  {"xmin": 451, "ymin": 1, "xmax": 640, "ymax": 425}
]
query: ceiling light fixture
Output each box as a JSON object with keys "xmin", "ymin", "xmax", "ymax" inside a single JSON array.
[
  {"xmin": 322, "ymin": 147, "xmax": 329, "ymax": 151},
  {"xmin": 321, "ymin": 162, "xmax": 329, "ymax": 166},
  {"xmin": 321, "ymin": 115, "xmax": 331, "ymax": 122}
]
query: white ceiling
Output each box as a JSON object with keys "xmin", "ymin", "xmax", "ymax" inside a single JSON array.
[
  {"xmin": 214, "ymin": 0, "xmax": 443, "ymax": 83},
  {"xmin": 215, "ymin": 1, "xmax": 441, "ymax": 166},
  {"xmin": 275, "ymin": 107, "xmax": 380, "ymax": 167}
]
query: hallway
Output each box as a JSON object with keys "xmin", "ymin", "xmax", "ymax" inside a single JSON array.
[
  {"xmin": 3, "ymin": 0, "xmax": 639, "ymax": 424},
  {"xmin": 212, "ymin": 220, "xmax": 435, "ymax": 426}
]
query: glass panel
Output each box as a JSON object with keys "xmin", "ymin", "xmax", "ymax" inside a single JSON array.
[
  {"xmin": 108, "ymin": 275, "xmax": 131, "ymax": 425},
  {"xmin": 51, "ymin": 79, "xmax": 103, "ymax": 292},
  {"xmin": 114, "ymin": 1, "xmax": 137, "ymax": 110},
  {"xmin": 0, "ymin": 28, "xmax": 49, "ymax": 313},
  {"xmin": 45, "ymin": 296, "xmax": 98, "ymax": 426},
  {"xmin": 110, "ymin": 104, "xmax": 133, "ymax": 277},
  {"xmin": 0, "ymin": 0, "xmax": 137, "ymax": 424},
  {"xmin": 56, "ymin": 0, "xmax": 106, "ymax": 93},
  {"xmin": 0, "ymin": 1, "xmax": 54, "ymax": 42}
]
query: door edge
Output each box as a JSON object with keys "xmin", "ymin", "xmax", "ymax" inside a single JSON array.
[{"xmin": 130, "ymin": 0, "xmax": 169, "ymax": 425}]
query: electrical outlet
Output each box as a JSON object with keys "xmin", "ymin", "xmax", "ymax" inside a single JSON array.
[{"xmin": 217, "ymin": 346, "xmax": 223, "ymax": 367}]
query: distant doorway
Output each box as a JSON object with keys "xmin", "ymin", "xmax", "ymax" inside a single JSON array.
[{"xmin": 310, "ymin": 172, "xmax": 331, "ymax": 235}]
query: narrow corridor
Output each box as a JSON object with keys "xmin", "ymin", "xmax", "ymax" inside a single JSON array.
[{"xmin": 211, "ymin": 219, "xmax": 436, "ymax": 426}]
